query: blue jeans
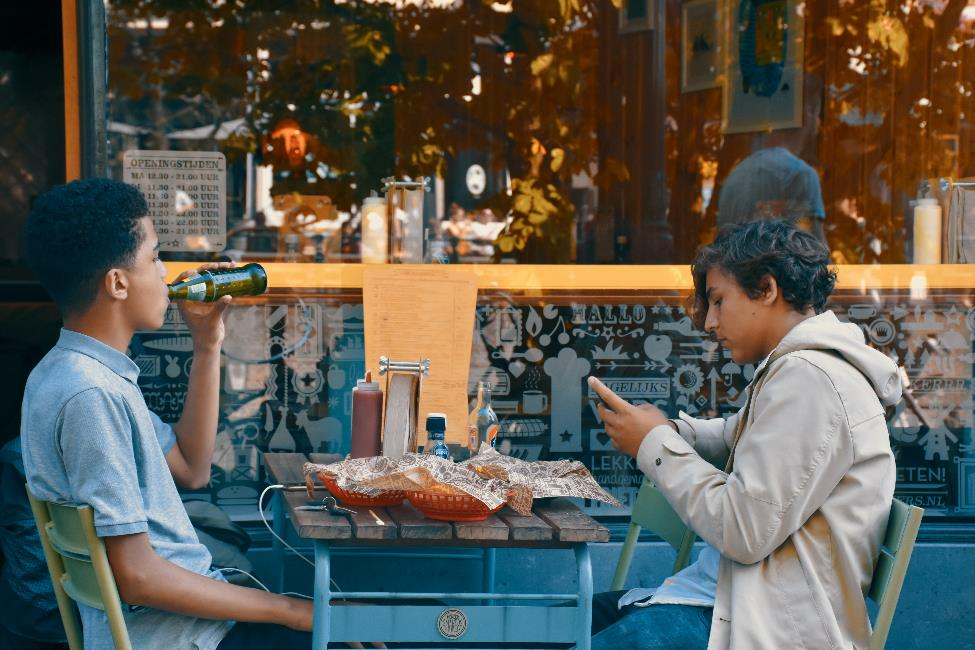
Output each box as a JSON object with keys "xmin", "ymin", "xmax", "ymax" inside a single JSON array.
[{"xmin": 591, "ymin": 590, "xmax": 712, "ymax": 650}]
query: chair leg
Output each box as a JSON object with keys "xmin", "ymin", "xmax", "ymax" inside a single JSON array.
[
  {"xmin": 610, "ymin": 523, "xmax": 641, "ymax": 591},
  {"xmin": 673, "ymin": 529, "xmax": 696, "ymax": 574}
]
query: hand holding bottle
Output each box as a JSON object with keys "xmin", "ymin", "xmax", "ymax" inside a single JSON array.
[{"xmin": 172, "ymin": 262, "xmax": 235, "ymax": 353}]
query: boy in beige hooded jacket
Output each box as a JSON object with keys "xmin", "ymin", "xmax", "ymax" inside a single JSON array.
[{"xmin": 591, "ymin": 220, "xmax": 900, "ymax": 649}]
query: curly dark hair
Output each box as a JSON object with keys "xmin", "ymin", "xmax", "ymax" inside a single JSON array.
[
  {"xmin": 25, "ymin": 179, "xmax": 148, "ymax": 315},
  {"xmin": 691, "ymin": 219, "xmax": 837, "ymax": 330}
]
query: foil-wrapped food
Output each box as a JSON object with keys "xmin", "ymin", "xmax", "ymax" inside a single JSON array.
[{"xmin": 304, "ymin": 445, "xmax": 622, "ymax": 517}]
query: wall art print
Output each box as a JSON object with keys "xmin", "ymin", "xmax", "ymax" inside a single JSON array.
[
  {"xmin": 682, "ymin": 0, "xmax": 721, "ymax": 93},
  {"xmin": 723, "ymin": 0, "xmax": 804, "ymax": 133},
  {"xmin": 619, "ymin": 0, "xmax": 654, "ymax": 34}
]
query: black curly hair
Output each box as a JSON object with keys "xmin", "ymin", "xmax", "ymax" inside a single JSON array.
[
  {"xmin": 691, "ymin": 219, "xmax": 837, "ymax": 330},
  {"xmin": 25, "ymin": 178, "xmax": 149, "ymax": 315}
]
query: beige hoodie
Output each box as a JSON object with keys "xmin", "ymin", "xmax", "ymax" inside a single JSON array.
[{"xmin": 637, "ymin": 310, "xmax": 900, "ymax": 649}]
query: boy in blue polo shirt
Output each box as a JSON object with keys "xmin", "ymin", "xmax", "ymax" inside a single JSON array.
[{"xmin": 20, "ymin": 179, "xmax": 313, "ymax": 649}]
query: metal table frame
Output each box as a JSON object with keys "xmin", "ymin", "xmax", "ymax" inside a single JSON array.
[
  {"xmin": 311, "ymin": 540, "xmax": 592, "ymax": 648},
  {"xmin": 265, "ymin": 453, "xmax": 599, "ymax": 648}
]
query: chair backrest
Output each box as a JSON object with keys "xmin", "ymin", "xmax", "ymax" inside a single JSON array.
[
  {"xmin": 612, "ymin": 484, "xmax": 922, "ymax": 648},
  {"xmin": 26, "ymin": 488, "xmax": 132, "ymax": 650},
  {"xmin": 611, "ymin": 479, "xmax": 695, "ymax": 591},
  {"xmin": 868, "ymin": 498, "xmax": 923, "ymax": 650}
]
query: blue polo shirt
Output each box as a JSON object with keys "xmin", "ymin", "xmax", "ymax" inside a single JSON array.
[{"xmin": 21, "ymin": 329, "xmax": 231, "ymax": 650}]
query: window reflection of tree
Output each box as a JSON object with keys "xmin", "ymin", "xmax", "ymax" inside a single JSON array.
[{"xmin": 106, "ymin": 1, "xmax": 628, "ymax": 263}]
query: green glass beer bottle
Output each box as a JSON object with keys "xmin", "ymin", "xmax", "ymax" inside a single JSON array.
[{"xmin": 167, "ymin": 263, "xmax": 268, "ymax": 302}]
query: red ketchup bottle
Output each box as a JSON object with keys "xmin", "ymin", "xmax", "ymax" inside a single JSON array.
[{"xmin": 350, "ymin": 372, "xmax": 383, "ymax": 458}]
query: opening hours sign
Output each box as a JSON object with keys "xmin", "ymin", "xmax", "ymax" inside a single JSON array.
[{"xmin": 123, "ymin": 150, "xmax": 227, "ymax": 252}]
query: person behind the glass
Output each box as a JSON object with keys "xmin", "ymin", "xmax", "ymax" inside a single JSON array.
[
  {"xmin": 716, "ymin": 147, "xmax": 827, "ymax": 244},
  {"xmin": 588, "ymin": 219, "xmax": 899, "ymax": 649},
  {"xmin": 442, "ymin": 201, "xmax": 472, "ymax": 261},
  {"xmin": 20, "ymin": 179, "xmax": 382, "ymax": 650}
]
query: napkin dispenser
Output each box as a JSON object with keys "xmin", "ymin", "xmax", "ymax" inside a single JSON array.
[{"xmin": 378, "ymin": 356, "xmax": 430, "ymax": 458}]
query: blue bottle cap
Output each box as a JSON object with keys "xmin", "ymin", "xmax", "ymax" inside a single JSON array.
[{"xmin": 425, "ymin": 413, "xmax": 447, "ymax": 434}]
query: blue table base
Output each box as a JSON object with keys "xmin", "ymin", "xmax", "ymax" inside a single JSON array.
[{"xmin": 313, "ymin": 540, "xmax": 593, "ymax": 648}]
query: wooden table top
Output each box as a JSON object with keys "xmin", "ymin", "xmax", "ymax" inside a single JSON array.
[{"xmin": 265, "ymin": 452, "xmax": 610, "ymax": 549}]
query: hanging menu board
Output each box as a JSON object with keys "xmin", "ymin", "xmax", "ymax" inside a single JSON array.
[
  {"xmin": 363, "ymin": 267, "xmax": 478, "ymax": 446},
  {"xmin": 123, "ymin": 149, "xmax": 227, "ymax": 252}
]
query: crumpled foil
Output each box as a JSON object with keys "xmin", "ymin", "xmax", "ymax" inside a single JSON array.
[
  {"xmin": 461, "ymin": 445, "xmax": 622, "ymax": 508},
  {"xmin": 303, "ymin": 444, "xmax": 622, "ymax": 515}
]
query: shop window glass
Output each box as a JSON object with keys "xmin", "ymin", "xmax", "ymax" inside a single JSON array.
[
  {"xmin": 0, "ymin": 1, "xmax": 65, "ymax": 454},
  {"xmin": 104, "ymin": 2, "xmax": 975, "ymax": 527},
  {"xmin": 0, "ymin": 1, "xmax": 64, "ymax": 281}
]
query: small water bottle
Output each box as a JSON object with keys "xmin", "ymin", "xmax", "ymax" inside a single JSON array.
[
  {"xmin": 284, "ymin": 232, "xmax": 301, "ymax": 263},
  {"xmin": 424, "ymin": 228, "xmax": 449, "ymax": 264},
  {"xmin": 425, "ymin": 413, "xmax": 449, "ymax": 459}
]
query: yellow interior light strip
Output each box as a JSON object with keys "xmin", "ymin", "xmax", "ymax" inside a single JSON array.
[{"xmin": 164, "ymin": 263, "xmax": 974, "ymax": 292}]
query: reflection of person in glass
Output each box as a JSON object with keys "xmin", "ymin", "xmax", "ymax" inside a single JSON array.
[
  {"xmin": 442, "ymin": 202, "xmax": 471, "ymax": 261},
  {"xmin": 588, "ymin": 220, "xmax": 899, "ymax": 649},
  {"xmin": 268, "ymin": 117, "xmax": 312, "ymax": 169},
  {"xmin": 716, "ymin": 147, "xmax": 827, "ymax": 244},
  {"xmin": 468, "ymin": 208, "xmax": 500, "ymax": 258}
]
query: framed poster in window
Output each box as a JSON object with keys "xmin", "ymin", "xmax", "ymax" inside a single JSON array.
[
  {"xmin": 682, "ymin": 0, "xmax": 721, "ymax": 92},
  {"xmin": 619, "ymin": 0, "xmax": 654, "ymax": 34},
  {"xmin": 723, "ymin": 0, "xmax": 804, "ymax": 133}
]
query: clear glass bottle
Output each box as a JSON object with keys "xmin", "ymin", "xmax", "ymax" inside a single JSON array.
[
  {"xmin": 467, "ymin": 382, "xmax": 499, "ymax": 453},
  {"xmin": 466, "ymin": 383, "xmax": 483, "ymax": 452},
  {"xmin": 424, "ymin": 228, "xmax": 449, "ymax": 264},
  {"xmin": 283, "ymin": 232, "xmax": 301, "ymax": 262},
  {"xmin": 360, "ymin": 192, "xmax": 388, "ymax": 263}
]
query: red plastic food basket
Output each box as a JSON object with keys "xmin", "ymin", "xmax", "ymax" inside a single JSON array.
[
  {"xmin": 319, "ymin": 473, "xmax": 404, "ymax": 507},
  {"xmin": 405, "ymin": 490, "xmax": 504, "ymax": 522}
]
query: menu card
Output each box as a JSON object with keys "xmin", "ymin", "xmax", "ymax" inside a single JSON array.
[{"xmin": 363, "ymin": 267, "xmax": 478, "ymax": 445}]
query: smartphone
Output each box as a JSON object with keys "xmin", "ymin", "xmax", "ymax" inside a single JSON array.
[{"xmin": 593, "ymin": 395, "xmax": 612, "ymax": 413}]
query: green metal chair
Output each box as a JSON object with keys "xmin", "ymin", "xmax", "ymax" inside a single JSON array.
[
  {"xmin": 611, "ymin": 479, "xmax": 923, "ymax": 650},
  {"xmin": 610, "ymin": 479, "xmax": 696, "ymax": 590},
  {"xmin": 26, "ymin": 488, "xmax": 132, "ymax": 650},
  {"xmin": 868, "ymin": 498, "xmax": 924, "ymax": 650}
]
